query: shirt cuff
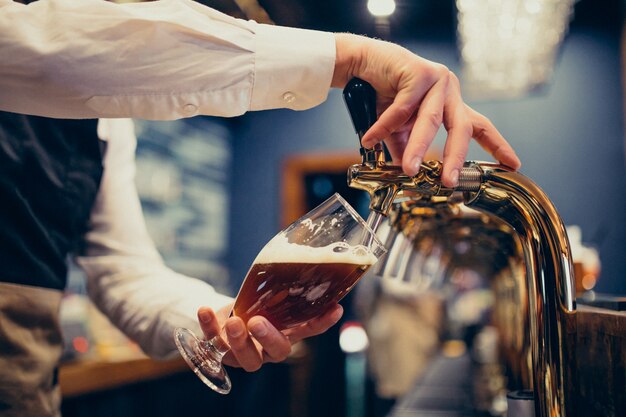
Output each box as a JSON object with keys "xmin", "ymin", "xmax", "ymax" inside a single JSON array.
[{"xmin": 250, "ymin": 23, "xmax": 336, "ymax": 111}]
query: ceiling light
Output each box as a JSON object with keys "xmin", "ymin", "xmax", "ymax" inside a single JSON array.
[{"xmin": 456, "ymin": 0, "xmax": 577, "ymax": 99}]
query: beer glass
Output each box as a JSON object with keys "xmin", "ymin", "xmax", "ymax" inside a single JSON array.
[{"xmin": 174, "ymin": 193, "xmax": 386, "ymax": 394}]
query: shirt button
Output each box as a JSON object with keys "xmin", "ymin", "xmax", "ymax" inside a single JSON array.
[
  {"xmin": 183, "ymin": 103, "xmax": 197, "ymax": 115},
  {"xmin": 282, "ymin": 92, "xmax": 296, "ymax": 103}
]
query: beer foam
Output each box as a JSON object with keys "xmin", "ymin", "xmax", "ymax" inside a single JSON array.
[{"xmin": 253, "ymin": 234, "xmax": 379, "ymax": 265}]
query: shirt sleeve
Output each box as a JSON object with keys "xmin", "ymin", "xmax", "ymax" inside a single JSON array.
[
  {"xmin": 75, "ymin": 118, "xmax": 233, "ymax": 359},
  {"xmin": 0, "ymin": 0, "xmax": 335, "ymax": 119}
]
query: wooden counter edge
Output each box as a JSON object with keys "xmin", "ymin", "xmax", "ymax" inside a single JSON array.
[
  {"xmin": 60, "ymin": 356, "xmax": 190, "ymax": 398},
  {"xmin": 568, "ymin": 303, "xmax": 626, "ymax": 416},
  {"xmin": 577, "ymin": 303, "xmax": 626, "ymax": 335}
]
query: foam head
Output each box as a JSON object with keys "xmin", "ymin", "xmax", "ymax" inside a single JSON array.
[{"xmin": 254, "ymin": 234, "xmax": 379, "ymax": 265}]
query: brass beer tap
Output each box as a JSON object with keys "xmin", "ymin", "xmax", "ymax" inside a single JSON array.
[
  {"xmin": 343, "ymin": 78, "xmax": 477, "ymax": 215},
  {"xmin": 343, "ymin": 78, "xmax": 576, "ymax": 417}
]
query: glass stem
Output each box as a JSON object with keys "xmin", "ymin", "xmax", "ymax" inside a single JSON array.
[{"xmin": 200, "ymin": 333, "xmax": 230, "ymax": 358}]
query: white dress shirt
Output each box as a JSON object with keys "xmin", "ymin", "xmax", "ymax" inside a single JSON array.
[
  {"xmin": 77, "ymin": 118, "xmax": 235, "ymax": 359},
  {"xmin": 0, "ymin": 0, "xmax": 335, "ymax": 119},
  {"xmin": 0, "ymin": 0, "xmax": 337, "ymax": 358}
]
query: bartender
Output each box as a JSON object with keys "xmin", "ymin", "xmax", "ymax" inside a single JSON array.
[{"xmin": 0, "ymin": 1, "xmax": 521, "ymax": 417}]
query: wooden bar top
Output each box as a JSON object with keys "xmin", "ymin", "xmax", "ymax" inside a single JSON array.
[{"xmin": 59, "ymin": 355, "xmax": 189, "ymax": 398}]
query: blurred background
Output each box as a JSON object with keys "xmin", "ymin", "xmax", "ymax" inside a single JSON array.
[{"xmin": 60, "ymin": 1, "xmax": 626, "ymax": 417}]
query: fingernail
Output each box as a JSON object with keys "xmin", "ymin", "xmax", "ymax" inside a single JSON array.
[
  {"xmin": 250, "ymin": 321, "xmax": 268, "ymax": 338},
  {"xmin": 198, "ymin": 310, "xmax": 212, "ymax": 324},
  {"xmin": 226, "ymin": 321, "xmax": 243, "ymax": 338},
  {"xmin": 411, "ymin": 156, "xmax": 423, "ymax": 173},
  {"xmin": 450, "ymin": 169, "xmax": 459, "ymax": 186}
]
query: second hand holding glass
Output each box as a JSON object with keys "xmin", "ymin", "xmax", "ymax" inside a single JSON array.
[{"xmin": 175, "ymin": 193, "xmax": 386, "ymax": 394}]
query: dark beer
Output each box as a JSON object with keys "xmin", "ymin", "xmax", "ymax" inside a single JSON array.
[{"xmin": 233, "ymin": 261, "xmax": 372, "ymax": 330}]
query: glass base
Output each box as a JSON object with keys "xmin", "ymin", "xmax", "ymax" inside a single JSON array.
[{"xmin": 174, "ymin": 327, "xmax": 231, "ymax": 394}]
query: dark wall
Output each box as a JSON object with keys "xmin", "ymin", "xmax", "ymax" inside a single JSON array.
[
  {"xmin": 227, "ymin": 23, "xmax": 626, "ymax": 295},
  {"xmin": 470, "ymin": 29, "xmax": 626, "ymax": 295}
]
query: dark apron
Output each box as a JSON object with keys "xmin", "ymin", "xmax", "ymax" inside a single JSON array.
[
  {"xmin": 0, "ymin": 112, "xmax": 103, "ymax": 416},
  {"xmin": 0, "ymin": 283, "xmax": 64, "ymax": 417}
]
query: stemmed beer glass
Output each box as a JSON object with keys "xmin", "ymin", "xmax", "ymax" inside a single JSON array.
[{"xmin": 174, "ymin": 193, "xmax": 386, "ymax": 394}]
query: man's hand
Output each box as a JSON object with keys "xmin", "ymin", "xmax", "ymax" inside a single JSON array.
[
  {"xmin": 332, "ymin": 34, "xmax": 522, "ymax": 187},
  {"xmin": 197, "ymin": 304, "xmax": 343, "ymax": 371}
]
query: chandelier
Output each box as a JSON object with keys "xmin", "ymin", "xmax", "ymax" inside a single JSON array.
[{"xmin": 456, "ymin": 0, "xmax": 577, "ymax": 99}]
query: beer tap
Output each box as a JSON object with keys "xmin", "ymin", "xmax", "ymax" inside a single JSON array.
[
  {"xmin": 343, "ymin": 77, "xmax": 577, "ymax": 416},
  {"xmin": 342, "ymin": 78, "xmax": 480, "ymax": 218}
]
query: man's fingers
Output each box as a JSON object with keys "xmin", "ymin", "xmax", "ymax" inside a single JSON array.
[
  {"xmin": 247, "ymin": 317, "xmax": 292, "ymax": 363},
  {"xmin": 442, "ymin": 128, "xmax": 471, "ymax": 188},
  {"xmin": 362, "ymin": 90, "xmax": 420, "ymax": 148},
  {"xmin": 384, "ymin": 130, "xmax": 410, "ymax": 165},
  {"xmin": 197, "ymin": 307, "xmax": 222, "ymax": 340},
  {"xmin": 441, "ymin": 77, "xmax": 472, "ymax": 187},
  {"xmin": 466, "ymin": 106, "xmax": 521, "ymax": 170},
  {"xmin": 401, "ymin": 77, "xmax": 448, "ymax": 176},
  {"xmin": 224, "ymin": 317, "xmax": 263, "ymax": 372}
]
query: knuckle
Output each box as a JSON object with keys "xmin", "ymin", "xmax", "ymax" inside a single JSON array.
[
  {"xmin": 474, "ymin": 125, "xmax": 488, "ymax": 141},
  {"xmin": 473, "ymin": 112, "xmax": 492, "ymax": 132},
  {"xmin": 422, "ymin": 110, "xmax": 443, "ymax": 130},
  {"xmin": 448, "ymin": 70, "xmax": 459, "ymax": 83},
  {"xmin": 430, "ymin": 63, "xmax": 449, "ymax": 82},
  {"xmin": 480, "ymin": 115, "xmax": 495, "ymax": 130},
  {"xmin": 395, "ymin": 104, "xmax": 415, "ymax": 124},
  {"xmin": 435, "ymin": 63, "xmax": 449, "ymax": 74}
]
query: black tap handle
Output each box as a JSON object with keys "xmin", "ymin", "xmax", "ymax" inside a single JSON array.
[
  {"xmin": 343, "ymin": 78, "xmax": 392, "ymax": 163},
  {"xmin": 343, "ymin": 77, "xmax": 378, "ymax": 141}
]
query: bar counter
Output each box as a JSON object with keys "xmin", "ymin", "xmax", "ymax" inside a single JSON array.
[{"xmin": 60, "ymin": 355, "xmax": 189, "ymax": 398}]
